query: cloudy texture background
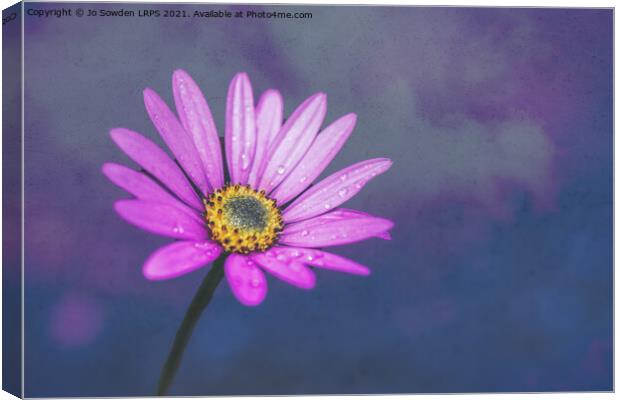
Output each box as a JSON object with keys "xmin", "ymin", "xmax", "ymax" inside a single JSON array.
[{"xmin": 17, "ymin": 4, "xmax": 612, "ymax": 396}]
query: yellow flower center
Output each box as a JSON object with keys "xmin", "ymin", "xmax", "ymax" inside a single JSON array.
[{"xmin": 204, "ymin": 184, "xmax": 283, "ymax": 254}]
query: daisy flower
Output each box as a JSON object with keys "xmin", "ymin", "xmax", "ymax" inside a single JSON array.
[{"xmin": 104, "ymin": 70, "xmax": 393, "ymax": 306}]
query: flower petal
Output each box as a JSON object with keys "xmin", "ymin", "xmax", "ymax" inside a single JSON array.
[
  {"xmin": 102, "ymin": 163, "xmax": 200, "ymax": 217},
  {"xmin": 251, "ymin": 251, "xmax": 316, "ymax": 289},
  {"xmin": 247, "ymin": 89, "xmax": 283, "ymax": 188},
  {"xmin": 282, "ymin": 158, "xmax": 393, "ymax": 223},
  {"xmin": 280, "ymin": 208, "xmax": 393, "ymax": 247},
  {"xmin": 225, "ymin": 254, "xmax": 267, "ymax": 306},
  {"xmin": 269, "ymin": 246, "xmax": 370, "ymax": 276},
  {"xmin": 110, "ymin": 128, "xmax": 202, "ymax": 210},
  {"xmin": 143, "ymin": 241, "xmax": 222, "ymax": 280},
  {"xmin": 114, "ymin": 200, "xmax": 206, "ymax": 240},
  {"xmin": 258, "ymin": 93, "xmax": 327, "ymax": 193},
  {"xmin": 172, "ymin": 69, "xmax": 225, "ymax": 190},
  {"xmin": 271, "ymin": 113, "xmax": 357, "ymax": 205},
  {"xmin": 144, "ymin": 88, "xmax": 210, "ymax": 194},
  {"xmin": 225, "ymin": 73, "xmax": 257, "ymax": 185}
]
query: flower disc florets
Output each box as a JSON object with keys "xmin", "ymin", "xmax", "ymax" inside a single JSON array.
[{"xmin": 204, "ymin": 184, "xmax": 283, "ymax": 254}]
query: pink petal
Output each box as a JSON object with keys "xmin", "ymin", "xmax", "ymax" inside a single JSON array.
[
  {"xmin": 269, "ymin": 246, "xmax": 370, "ymax": 276},
  {"xmin": 102, "ymin": 163, "xmax": 199, "ymax": 217},
  {"xmin": 143, "ymin": 241, "xmax": 222, "ymax": 280},
  {"xmin": 271, "ymin": 113, "xmax": 357, "ymax": 205},
  {"xmin": 251, "ymin": 251, "xmax": 316, "ymax": 289},
  {"xmin": 110, "ymin": 128, "xmax": 202, "ymax": 210},
  {"xmin": 224, "ymin": 254, "xmax": 267, "ymax": 306},
  {"xmin": 172, "ymin": 69, "xmax": 225, "ymax": 190},
  {"xmin": 247, "ymin": 89, "xmax": 283, "ymax": 188},
  {"xmin": 225, "ymin": 73, "xmax": 256, "ymax": 185},
  {"xmin": 114, "ymin": 200, "xmax": 207, "ymax": 240},
  {"xmin": 280, "ymin": 208, "xmax": 393, "ymax": 247},
  {"xmin": 283, "ymin": 208, "xmax": 373, "ymax": 233},
  {"xmin": 257, "ymin": 93, "xmax": 327, "ymax": 193},
  {"xmin": 144, "ymin": 88, "xmax": 210, "ymax": 194},
  {"xmin": 282, "ymin": 158, "xmax": 393, "ymax": 223}
]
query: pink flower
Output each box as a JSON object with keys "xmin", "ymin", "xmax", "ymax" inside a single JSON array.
[{"xmin": 103, "ymin": 71, "xmax": 393, "ymax": 306}]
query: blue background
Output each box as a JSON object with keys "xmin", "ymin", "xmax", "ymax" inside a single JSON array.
[{"xmin": 19, "ymin": 3, "xmax": 612, "ymax": 396}]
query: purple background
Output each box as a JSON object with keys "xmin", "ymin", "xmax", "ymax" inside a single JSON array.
[{"xmin": 20, "ymin": 3, "xmax": 612, "ymax": 396}]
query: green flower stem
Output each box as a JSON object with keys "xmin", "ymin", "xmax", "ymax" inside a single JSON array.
[{"xmin": 156, "ymin": 256, "xmax": 226, "ymax": 396}]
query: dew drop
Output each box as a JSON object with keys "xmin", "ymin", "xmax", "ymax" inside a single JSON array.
[
  {"xmin": 276, "ymin": 165, "xmax": 286, "ymax": 175},
  {"xmin": 300, "ymin": 230, "xmax": 309, "ymax": 237},
  {"xmin": 306, "ymin": 255, "xmax": 314, "ymax": 261},
  {"xmin": 324, "ymin": 203, "xmax": 331, "ymax": 210},
  {"xmin": 250, "ymin": 278, "xmax": 262, "ymax": 288},
  {"xmin": 299, "ymin": 176, "xmax": 308, "ymax": 183},
  {"xmin": 338, "ymin": 188, "xmax": 348, "ymax": 198},
  {"xmin": 339, "ymin": 174, "xmax": 347, "ymax": 182},
  {"xmin": 241, "ymin": 154, "xmax": 250, "ymax": 170},
  {"xmin": 172, "ymin": 225, "xmax": 184, "ymax": 234},
  {"xmin": 291, "ymin": 250, "xmax": 301, "ymax": 257},
  {"xmin": 276, "ymin": 254, "xmax": 286, "ymax": 262}
]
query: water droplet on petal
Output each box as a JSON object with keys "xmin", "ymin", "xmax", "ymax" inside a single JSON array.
[
  {"xmin": 338, "ymin": 188, "xmax": 348, "ymax": 198},
  {"xmin": 299, "ymin": 176, "xmax": 308, "ymax": 183},
  {"xmin": 276, "ymin": 165, "xmax": 286, "ymax": 175},
  {"xmin": 291, "ymin": 250, "xmax": 300, "ymax": 257},
  {"xmin": 339, "ymin": 174, "xmax": 347, "ymax": 182},
  {"xmin": 250, "ymin": 278, "xmax": 261, "ymax": 288},
  {"xmin": 241, "ymin": 154, "xmax": 250, "ymax": 170},
  {"xmin": 301, "ymin": 230, "xmax": 309, "ymax": 237},
  {"xmin": 276, "ymin": 254, "xmax": 286, "ymax": 262},
  {"xmin": 324, "ymin": 203, "xmax": 331, "ymax": 210}
]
